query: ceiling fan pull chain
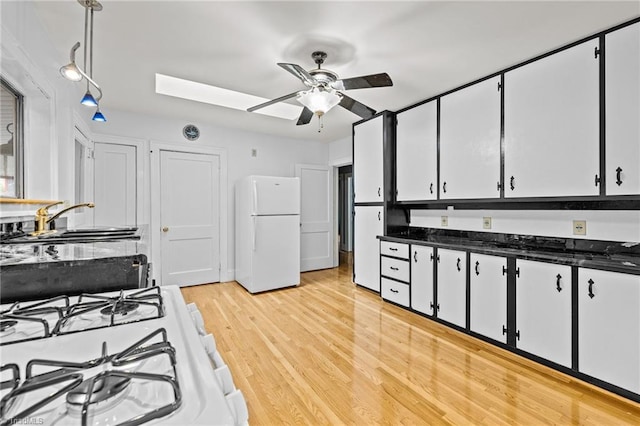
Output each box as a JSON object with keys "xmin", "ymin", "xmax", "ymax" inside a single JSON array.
[{"xmin": 318, "ymin": 113, "xmax": 324, "ymax": 133}]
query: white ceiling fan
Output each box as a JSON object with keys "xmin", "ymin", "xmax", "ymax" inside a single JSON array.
[{"xmin": 247, "ymin": 51, "xmax": 393, "ymax": 127}]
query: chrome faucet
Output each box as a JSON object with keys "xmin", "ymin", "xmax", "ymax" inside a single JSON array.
[{"xmin": 32, "ymin": 201, "xmax": 95, "ymax": 236}]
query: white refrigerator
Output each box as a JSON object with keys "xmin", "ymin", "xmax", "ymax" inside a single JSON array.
[{"xmin": 235, "ymin": 176, "xmax": 300, "ymax": 293}]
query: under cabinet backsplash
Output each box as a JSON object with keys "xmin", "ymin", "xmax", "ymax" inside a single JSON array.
[{"xmin": 410, "ymin": 210, "xmax": 640, "ymax": 243}]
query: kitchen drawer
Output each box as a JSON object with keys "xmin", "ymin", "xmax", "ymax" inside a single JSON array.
[
  {"xmin": 381, "ymin": 257, "xmax": 410, "ymax": 282},
  {"xmin": 381, "ymin": 278, "xmax": 410, "ymax": 307},
  {"xmin": 380, "ymin": 241, "xmax": 409, "ymax": 259}
]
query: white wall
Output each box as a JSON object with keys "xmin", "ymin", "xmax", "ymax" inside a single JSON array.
[
  {"xmin": 329, "ymin": 136, "xmax": 352, "ymax": 165},
  {"xmin": 89, "ymin": 109, "xmax": 330, "ymax": 280},
  {"xmin": 0, "ymin": 1, "xmax": 89, "ymax": 213}
]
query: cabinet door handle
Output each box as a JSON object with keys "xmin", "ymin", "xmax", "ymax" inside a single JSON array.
[
  {"xmin": 502, "ymin": 265, "xmax": 507, "ymax": 276},
  {"xmin": 510, "ymin": 176, "xmax": 515, "ymax": 191},
  {"xmin": 443, "ymin": 182, "xmax": 447, "ymax": 193},
  {"xmin": 502, "ymin": 325, "xmax": 508, "ymax": 335},
  {"xmin": 594, "ymin": 174, "xmax": 601, "ymax": 187},
  {"xmin": 616, "ymin": 167, "xmax": 623, "ymax": 186},
  {"xmin": 378, "ymin": 187, "xmax": 381, "ymax": 197},
  {"xmin": 556, "ymin": 274, "xmax": 562, "ymax": 292},
  {"xmin": 588, "ymin": 279, "xmax": 595, "ymax": 299},
  {"xmin": 378, "ymin": 211, "xmax": 381, "ymax": 221},
  {"xmin": 390, "ymin": 266, "xmax": 399, "ymax": 271},
  {"xmin": 414, "ymin": 251, "xmax": 418, "ymax": 262},
  {"xmin": 475, "ymin": 261, "xmax": 480, "ymax": 276},
  {"xmin": 390, "ymin": 288, "xmax": 399, "ymax": 294},
  {"xmin": 456, "ymin": 258, "xmax": 461, "ymax": 271},
  {"xmin": 429, "ymin": 183, "xmax": 434, "ymax": 194}
]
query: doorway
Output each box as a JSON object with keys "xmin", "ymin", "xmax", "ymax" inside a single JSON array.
[{"xmin": 337, "ymin": 165, "xmax": 353, "ymax": 266}]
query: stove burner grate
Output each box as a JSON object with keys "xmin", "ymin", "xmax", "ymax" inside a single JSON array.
[{"xmin": 1, "ymin": 328, "xmax": 181, "ymax": 426}]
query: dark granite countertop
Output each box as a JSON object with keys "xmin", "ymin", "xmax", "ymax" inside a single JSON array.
[{"xmin": 379, "ymin": 228, "xmax": 640, "ymax": 275}]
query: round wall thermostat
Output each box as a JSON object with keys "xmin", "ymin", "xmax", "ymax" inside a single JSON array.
[{"xmin": 182, "ymin": 124, "xmax": 200, "ymax": 141}]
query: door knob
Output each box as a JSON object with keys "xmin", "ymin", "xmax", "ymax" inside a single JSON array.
[{"xmin": 162, "ymin": 226, "xmax": 169, "ymax": 232}]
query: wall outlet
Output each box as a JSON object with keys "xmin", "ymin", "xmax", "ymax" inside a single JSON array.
[
  {"xmin": 573, "ymin": 220, "xmax": 587, "ymax": 236},
  {"xmin": 483, "ymin": 217, "xmax": 492, "ymax": 229},
  {"xmin": 251, "ymin": 148, "xmax": 257, "ymax": 157},
  {"xmin": 441, "ymin": 216, "xmax": 448, "ymax": 227}
]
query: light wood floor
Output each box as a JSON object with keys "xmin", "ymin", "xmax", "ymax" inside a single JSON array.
[{"xmin": 181, "ymin": 262, "xmax": 640, "ymax": 425}]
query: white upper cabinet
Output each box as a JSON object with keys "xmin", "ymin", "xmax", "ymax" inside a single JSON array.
[
  {"xmin": 396, "ymin": 101, "xmax": 438, "ymax": 201},
  {"xmin": 504, "ymin": 39, "xmax": 600, "ymax": 198},
  {"xmin": 606, "ymin": 22, "xmax": 640, "ymax": 195},
  {"xmin": 440, "ymin": 77, "xmax": 501, "ymax": 200},
  {"xmin": 354, "ymin": 115, "xmax": 384, "ymax": 203}
]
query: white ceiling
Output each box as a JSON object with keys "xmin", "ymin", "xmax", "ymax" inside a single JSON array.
[{"xmin": 32, "ymin": 1, "xmax": 639, "ymax": 142}]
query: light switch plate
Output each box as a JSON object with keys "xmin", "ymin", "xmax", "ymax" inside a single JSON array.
[
  {"xmin": 573, "ymin": 220, "xmax": 587, "ymax": 236},
  {"xmin": 483, "ymin": 217, "xmax": 492, "ymax": 229},
  {"xmin": 441, "ymin": 216, "xmax": 448, "ymax": 227}
]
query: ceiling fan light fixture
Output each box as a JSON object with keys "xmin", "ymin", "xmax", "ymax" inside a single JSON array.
[{"xmin": 296, "ymin": 87, "xmax": 342, "ymax": 116}]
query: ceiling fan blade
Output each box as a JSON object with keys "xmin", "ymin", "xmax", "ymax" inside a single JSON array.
[
  {"xmin": 277, "ymin": 63, "xmax": 317, "ymax": 87},
  {"xmin": 339, "ymin": 94, "xmax": 376, "ymax": 119},
  {"xmin": 334, "ymin": 73, "xmax": 393, "ymax": 90},
  {"xmin": 247, "ymin": 91, "xmax": 300, "ymax": 112},
  {"xmin": 296, "ymin": 107, "xmax": 314, "ymax": 125}
]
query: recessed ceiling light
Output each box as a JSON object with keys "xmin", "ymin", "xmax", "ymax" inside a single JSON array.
[{"xmin": 155, "ymin": 73, "xmax": 301, "ymax": 120}]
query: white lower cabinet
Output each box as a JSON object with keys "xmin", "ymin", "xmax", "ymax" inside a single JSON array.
[
  {"xmin": 515, "ymin": 260, "xmax": 572, "ymax": 367},
  {"xmin": 381, "ymin": 278, "xmax": 410, "ymax": 307},
  {"xmin": 411, "ymin": 245, "xmax": 435, "ymax": 316},
  {"xmin": 469, "ymin": 253, "xmax": 507, "ymax": 343},
  {"xmin": 437, "ymin": 249, "xmax": 467, "ymax": 328},
  {"xmin": 353, "ymin": 206, "xmax": 384, "ymax": 292},
  {"xmin": 579, "ymin": 268, "xmax": 640, "ymax": 393}
]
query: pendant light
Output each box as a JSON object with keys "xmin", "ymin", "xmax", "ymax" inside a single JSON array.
[{"xmin": 59, "ymin": 0, "xmax": 106, "ymax": 122}]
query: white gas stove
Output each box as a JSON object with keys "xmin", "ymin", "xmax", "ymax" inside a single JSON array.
[{"xmin": 0, "ymin": 286, "xmax": 247, "ymax": 425}]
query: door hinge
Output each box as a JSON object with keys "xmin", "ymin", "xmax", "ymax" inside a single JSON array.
[{"xmin": 594, "ymin": 46, "xmax": 601, "ymax": 59}]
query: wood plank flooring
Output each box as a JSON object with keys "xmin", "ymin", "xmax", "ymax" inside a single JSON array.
[{"xmin": 181, "ymin": 263, "xmax": 640, "ymax": 425}]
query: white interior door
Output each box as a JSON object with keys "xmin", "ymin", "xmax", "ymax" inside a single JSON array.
[
  {"xmin": 160, "ymin": 150, "xmax": 220, "ymax": 287},
  {"xmin": 296, "ymin": 163, "xmax": 332, "ymax": 272},
  {"xmin": 94, "ymin": 142, "xmax": 137, "ymax": 226}
]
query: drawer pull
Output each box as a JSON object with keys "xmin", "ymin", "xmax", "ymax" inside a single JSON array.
[
  {"xmin": 556, "ymin": 274, "xmax": 562, "ymax": 292},
  {"xmin": 389, "ymin": 247, "xmax": 398, "ymax": 251},
  {"xmin": 588, "ymin": 279, "xmax": 595, "ymax": 299},
  {"xmin": 390, "ymin": 288, "xmax": 399, "ymax": 294},
  {"xmin": 390, "ymin": 267, "xmax": 399, "ymax": 271}
]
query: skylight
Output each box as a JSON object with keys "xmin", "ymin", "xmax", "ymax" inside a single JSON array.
[{"xmin": 155, "ymin": 73, "xmax": 301, "ymax": 120}]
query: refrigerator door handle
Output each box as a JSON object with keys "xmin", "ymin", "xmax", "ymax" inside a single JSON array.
[
  {"xmin": 252, "ymin": 216, "xmax": 257, "ymax": 251},
  {"xmin": 252, "ymin": 180, "xmax": 258, "ymax": 215}
]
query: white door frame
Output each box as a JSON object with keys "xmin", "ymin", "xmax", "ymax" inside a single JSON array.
[
  {"xmin": 150, "ymin": 141, "xmax": 228, "ymax": 285},
  {"xmin": 329, "ymin": 156, "xmax": 352, "ymax": 268}
]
